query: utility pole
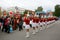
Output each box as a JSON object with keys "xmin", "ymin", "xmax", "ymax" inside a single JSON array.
[{"xmin": 0, "ymin": 7, "xmax": 2, "ymax": 17}]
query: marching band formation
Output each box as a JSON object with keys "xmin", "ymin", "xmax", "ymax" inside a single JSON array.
[{"xmin": 23, "ymin": 13, "xmax": 57, "ymax": 38}]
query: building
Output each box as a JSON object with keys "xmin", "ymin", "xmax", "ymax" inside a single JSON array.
[
  {"xmin": 35, "ymin": 11, "xmax": 46, "ymax": 18},
  {"xmin": 26, "ymin": 10, "xmax": 35, "ymax": 15},
  {"xmin": 7, "ymin": 6, "xmax": 35, "ymax": 15},
  {"xmin": 0, "ymin": 7, "xmax": 5, "ymax": 17},
  {"xmin": 7, "ymin": 6, "xmax": 25, "ymax": 14},
  {"xmin": 46, "ymin": 11, "xmax": 54, "ymax": 17}
]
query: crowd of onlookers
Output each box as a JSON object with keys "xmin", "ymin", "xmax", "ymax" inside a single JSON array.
[{"xmin": 0, "ymin": 15, "xmax": 23, "ymax": 33}]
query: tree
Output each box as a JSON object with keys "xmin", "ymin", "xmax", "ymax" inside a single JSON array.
[
  {"xmin": 24, "ymin": 10, "xmax": 28, "ymax": 14},
  {"xmin": 54, "ymin": 5, "xmax": 60, "ymax": 17},
  {"xmin": 35, "ymin": 6, "xmax": 43, "ymax": 12}
]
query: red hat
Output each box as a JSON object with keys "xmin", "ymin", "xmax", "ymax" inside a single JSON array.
[{"xmin": 9, "ymin": 11, "xmax": 13, "ymax": 15}]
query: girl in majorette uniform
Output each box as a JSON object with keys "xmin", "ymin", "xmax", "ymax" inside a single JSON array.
[
  {"xmin": 42, "ymin": 18, "xmax": 46, "ymax": 29},
  {"xmin": 52, "ymin": 17, "xmax": 55, "ymax": 23},
  {"xmin": 23, "ymin": 14, "xmax": 30, "ymax": 38},
  {"xmin": 49, "ymin": 16, "xmax": 53, "ymax": 24},
  {"xmin": 50, "ymin": 16, "xmax": 54, "ymax": 23},
  {"xmin": 49, "ymin": 16, "xmax": 52, "ymax": 24},
  {"xmin": 41, "ymin": 17, "xmax": 47, "ymax": 30},
  {"xmin": 45, "ymin": 18, "xmax": 48, "ymax": 29},
  {"xmin": 35, "ymin": 15, "xmax": 39, "ymax": 33},
  {"xmin": 48, "ymin": 15, "xmax": 52, "ymax": 25},
  {"xmin": 29, "ymin": 15, "xmax": 33, "ymax": 28},
  {"xmin": 50, "ymin": 17, "xmax": 53, "ymax": 24},
  {"xmin": 39, "ymin": 18, "xmax": 43, "ymax": 30},
  {"xmin": 54, "ymin": 17, "xmax": 58, "ymax": 21},
  {"xmin": 54, "ymin": 17, "xmax": 56, "ymax": 22},
  {"xmin": 39, "ymin": 15, "xmax": 44, "ymax": 30},
  {"xmin": 47, "ymin": 16, "xmax": 50, "ymax": 25},
  {"xmin": 51, "ymin": 17, "xmax": 53, "ymax": 23},
  {"xmin": 42, "ymin": 18, "xmax": 45, "ymax": 26},
  {"xmin": 50, "ymin": 17, "xmax": 52, "ymax": 24},
  {"xmin": 44, "ymin": 15, "xmax": 48, "ymax": 29},
  {"xmin": 46, "ymin": 18, "xmax": 48, "ymax": 25},
  {"xmin": 43, "ymin": 15, "xmax": 49, "ymax": 29},
  {"xmin": 32, "ymin": 15, "xmax": 36, "ymax": 35},
  {"xmin": 23, "ymin": 14, "xmax": 27, "ymax": 28},
  {"xmin": 50, "ymin": 16, "xmax": 55, "ymax": 23},
  {"xmin": 53, "ymin": 17, "xmax": 55, "ymax": 23}
]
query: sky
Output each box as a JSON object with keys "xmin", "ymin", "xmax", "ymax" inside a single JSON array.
[{"xmin": 0, "ymin": 0, "xmax": 60, "ymax": 11}]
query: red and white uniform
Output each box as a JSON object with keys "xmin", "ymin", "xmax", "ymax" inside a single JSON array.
[
  {"xmin": 53, "ymin": 18, "xmax": 55, "ymax": 22},
  {"xmin": 47, "ymin": 18, "xmax": 50, "ymax": 24},
  {"xmin": 35, "ymin": 17, "xmax": 39, "ymax": 27},
  {"xmin": 49, "ymin": 17, "xmax": 51, "ymax": 23},
  {"xmin": 23, "ymin": 17, "xmax": 26, "ymax": 27},
  {"xmin": 32, "ymin": 17, "xmax": 36, "ymax": 27},
  {"xmin": 39, "ymin": 18, "xmax": 43, "ymax": 26},
  {"xmin": 23, "ymin": 17, "xmax": 30, "ymax": 29},
  {"xmin": 42, "ymin": 18, "xmax": 45, "ymax": 25},
  {"xmin": 49, "ymin": 18, "xmax": 52, "ymax": 23},
  {"xmin": 29, "ymin": 16, "xmax": 33, "ymax": 24}
]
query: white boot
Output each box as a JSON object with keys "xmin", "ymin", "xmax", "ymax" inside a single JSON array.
[
  {"xmin": 26, "ymin": 32, "xmax": 29, "ymax": 38},
  {"xmin": 36, "ymin": 28, "xmax": 39, "ymax": 33},
  {"xmin": 45, "ymin": 24, "xmax": 47, "ymax": 29},
  {"xmin": 32, "ymin": 30, "xmax": 36, "ymax": 35},
  {"xmin": 43, "ymin": 26, "xmax": 45, "ymax": 30},
  {"xmin": 40, "ymin": 27, "xmax": 43, "ymax": 31},
  {"xmin": 42, "ymin": 25, "xmax": 45, "ymax": 30}
]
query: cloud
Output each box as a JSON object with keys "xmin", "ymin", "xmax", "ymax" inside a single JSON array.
[{"xmin": 0, "ymin": 0, "xmax": 60, "ymax": 11}]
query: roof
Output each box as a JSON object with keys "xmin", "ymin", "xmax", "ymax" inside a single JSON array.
[{"xmin": 36, "ymin": 11, "xmax": 46, "ymax": 14}]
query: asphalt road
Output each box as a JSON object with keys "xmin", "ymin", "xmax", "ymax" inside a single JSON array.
[{"xmin": 0, "ymin": 20, "xmax": 60, "ymax": 40}]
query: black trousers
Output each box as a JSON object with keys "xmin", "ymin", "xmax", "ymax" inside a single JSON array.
[
  {"xmin": 5, "ymin": 25, "xmax": 10, "ymax": 33},
  {"xmin": 19, "ymin": 25, "xmax": 23, "ymax": 31},
  {"xmin": 30, "ymin": 24, "xmax": 32, "ymax": 28},
  {"xmin": 2, "ymin": 24, "xmax": 5, "ymax": 32},
  {"xmin": 17, "ymin": 24, "xmax": 23, "ymax": 31}
]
